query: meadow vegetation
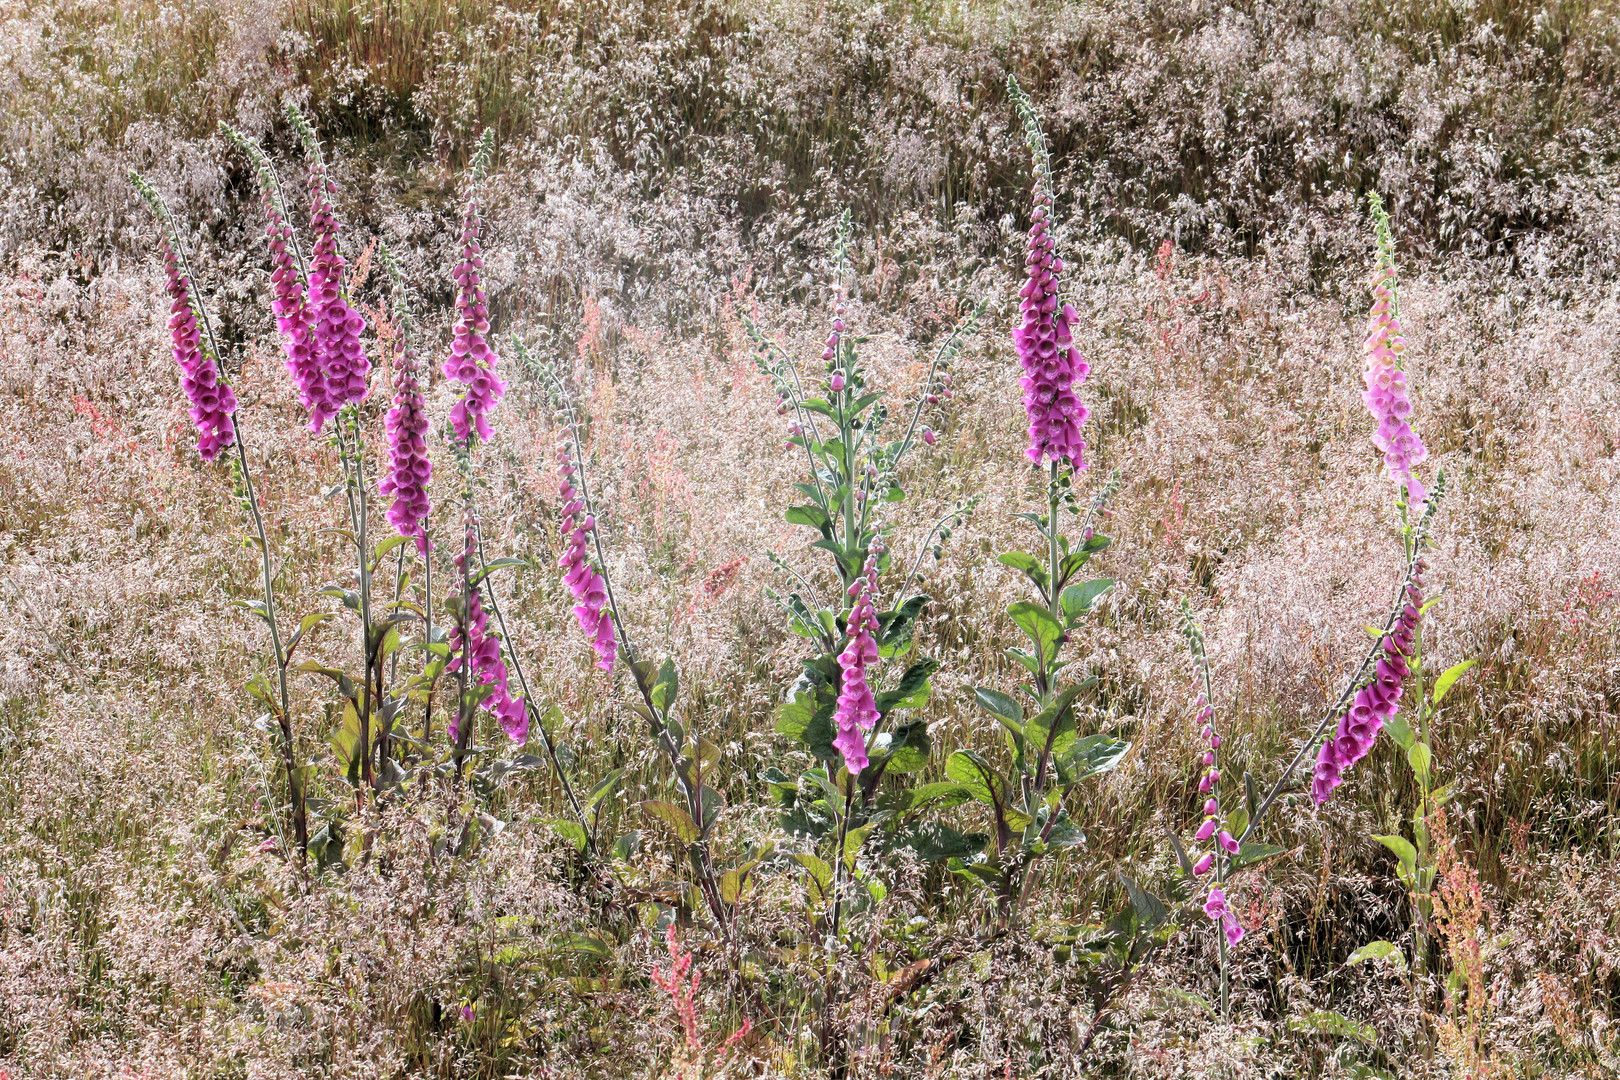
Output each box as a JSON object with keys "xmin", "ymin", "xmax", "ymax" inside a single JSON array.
[{"xmin": 0, "ymin": 0, "xmax": 1618, "ymax": 1076}]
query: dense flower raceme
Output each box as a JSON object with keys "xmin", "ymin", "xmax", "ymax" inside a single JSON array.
[
  {"xmin": 304, "ymin": 162, "xmax": 370, "ymax": 431},
  {"xmin": 1311, "ymin": 559, "xmax": 1428, "ymax": 803},
  {"xmin": 1363, "ymin": 265, "xmax": 1428, "ymax": 504},
  {"xmin": 443, "ymin": 196, "xmax": 506, "ymax": 443},
  {"xmin": 378, "ymin": 338, "xmax": 432, "ymax": 548},
  {"xmin": 256, "ymin": 186, "xmax": 326, "ymax": 428},
  {"xmin": 446, "ymin": 519, "xmax": 527, "ymax": 744},
  {"xmin": 833, "ymin": 544, "xmax": 883, "ymax": 775},
  {"xmin": 556, "ymin": 439, "xmax": 616, "ymax": 672},
  {"xmin": 1187, "ymin": 693, "xmax": 1244, "ymax": 942},
  {"xmin": 1014, "ymin": 195, "xmax": 1089, "ymax": 468},
  {"xmin": 160, "ymin": 238, "xmax": 236, "ymax": 460}
]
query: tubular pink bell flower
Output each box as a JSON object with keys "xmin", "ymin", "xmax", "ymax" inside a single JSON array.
[
  {"xmin": 1203, "ymin": 887, "xmax": 1245, "ymax": 946},
  {"xmin": 305, "ymin": 162, "xmax": 369, "ymax": 429},
  {"xmin": 833, "ymin": 545, "xmax": 883, "ymax": 775},
  {"xmin": 161, "ymin": 238, "xmax": 236, "ymax": 460},
  {"xmin": 1362, "ymin": 265, "xmax": 1427, "ymax": 505},
  {"xmin": 556, "ymin": 439, "xmax": 615, "ymax": 671},
  {"xmin": 1188, "ymin": 695, "xmax": 1227, "ymax": 873},
  {"xmin": 1014, "ymin": 196, "xmax": 1089, "ymax": 468},
  {"xmin": 1312, "ymin": 560, "xmax": 1428, "ymax": 803},
  {"xmin": 446, "ymin": 518, "xmax": 527, "ymax": 743},
  {"xmin": 379, "ymin": 339, "xmax": 431, "ymax": 549},
  {"xmin": 443, "ymin": 194, "xmax": 506, "ymax": 443}
]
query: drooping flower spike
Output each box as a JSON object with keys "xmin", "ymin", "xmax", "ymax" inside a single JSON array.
[
  {"xmin": 1009, "ymin": 76, "xmax": 1089, "ymax": 469},
  {"xmin": 444, "ymin": 130, "xmax": 506, "ymax": 445},
  {"xmin": 1312, "ymin": 558, "xmax": 1428, "ymax": 803},
  {"xmin": 220, "ymin": 123, "xmax": 328, "ymax": 432},
  {"xmin": 1362, "ymin": 193, "xmax": 1428, "ymax": 506},
  {"xmin": 446, "ymin": 515, "xmax": 527, "ymax": 743},
  {"xmin": 833, "ymin": 540, "xmax": 884, "ymax": 776},
  {"xmin": 376, "ymin": 243, "xmax": 432, "ymax": 550},
  {"xmin": 1203, "ymin": 888, "xmax": 1245, "ymax": 947},
  {"xmin": 287, "ymin": 104, "xmax": 370, "ymax": 432},
  {"xmin": 130, "ymin": 173, "xmax": 237, "ymax": 461},
  {"xmin": 556, "ymin": 438, "xmax": 616, "ymax": 672}
]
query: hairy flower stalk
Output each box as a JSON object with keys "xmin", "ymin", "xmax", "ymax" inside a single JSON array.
[
  {"xmin": 1312, "ymin": 560, "xmax": 1428, "ymax": 803},
  {"xmin": 444, "ymin": 133, "xmax": 505, "ymax": 445},
  {"xmin": 1010, "ymin": 76, "xmax": 1088, "ymax": 469},
  {"xmin": 833, "ymin": 545, "xmax": 883, "ymax": 775},
  {"xmin": 556, "ymin": 438, "xmax": 615, "ymax": 671},
  {"xmin": 446, "ymin": 517, "xmax": 527, "ymax": 744}
]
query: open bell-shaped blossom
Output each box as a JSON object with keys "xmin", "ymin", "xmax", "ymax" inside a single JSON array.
[
  {"xmin": 1362, "ymin": 264, "xmax": 1427, "ymax": 504},
  {"xmin": 1203, "ymin": 887, "xmax": 1245, "ymax": 946},
  {"xmin": 305, "ymin": 163, "xmax": 370, "ymax": 429},
  {"xmin": 446, "ymin": 518, "xmax": 527, "ymax": 744},
  {"xmin": 443, "ymin": 195, "xmax": 506, "ymax": 443},
  {"xmin": 378, "ymin": 339, "xmax": 432, "ymax": 550},
  {"xmin": 556, "ymin": 439, "xmax": 615, "ymax": 671}
]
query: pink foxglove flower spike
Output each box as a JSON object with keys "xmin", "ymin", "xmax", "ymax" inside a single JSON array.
[
  {"xmin": 556, "ymin": 439, "xmax": 616, "ymax": 672},
  {"xmin": 160, "ymin": 237, "xmax": 238, "ymax": 460},
  {"xmin": 376, "ymin": 245, "xmax": 432, "ymax": 550},
  {"xmin": 833, "ymin": 541, "xmax": 883, "ymax": 775},
  {"xmin": 446, "ymin": 517, "xmax": 527, "ymax": 743},
  {"xmin": 444, "ymin": 132, "xmax": 506, "ymax": 445}
]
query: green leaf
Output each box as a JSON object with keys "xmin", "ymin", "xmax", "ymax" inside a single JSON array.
[
  {"xmin": 973, "ymin": 686, "xmax": 1024, "ymax": 724},
  {"xmin": 1007, "ymin": 601, "xmax": 1064, "ymax": 666},
  {"xmin": 793, "ymin": 852, "xmax": 833, "ymax": 903},
  {"xmin": 585, "ymin": 769, "xmax": 624, "ymax": 811},
  {"xmin": 784, "ymin": 504, "xmax": 833, "ymax": 533},
  {"xmin": 875, "ymin": 658, "xmax": 939, "ymax": 714},
  {"xmin": 946, "ymin": 750, "xmax": 1000, "ymax": 807},
  {"xmin": 1287, "ymin": 1010, "xmax": 1377, "ymax": 1045},
  {"xmin": 1372, "ymin": 834, "xmax": 1418, "ymax": 882},
  {"xmin": 1347, "ymin": 940, "xmax": 1408, "ymax": 970},
  {"xmin": 651, "ymin": 657, "xmax": 679, "ymax": 715},
  {"xmin": 1432, "ymin": 657, "xmax": 1478, "ymax": 704},
  {"xmin": 1062, "ymin": 735, "xmax": 1131, "ymax": 782},
  {"xmin": 370, "ymin": 533, "xmax": 412, "ymax": 567},
  {"xmin": 1384, "ymin": 712, "xmax": 1416, "ymax": 751},
  {"xmin": 871, "ymin": 720, "xmax": 932, "ymax": 773},
  {"xmin": 1119, "ymin": 872, "xmax": 1170, "ymax": 933},
  {"xmin": 1406, "ymin": 741, "xmax": 1432, "ymax": 779},
  {"xmin": 1082, "ymin": 533, "xmax": 1112, "ymax": 553},
  {"xmin": 1056, "ymin": 549, "xmax": 1091, "ymax": 587},
  {"xmin": 1167, "ymin": 831, "xmax": 1196, "ymax": 878},
  {"xmin": 998, "ymin": 551, "xmax": 1048, "ymax": 591},
  {"xmin": 878, "ymin": 781, "xmax": 971, "ymax": 815},
  {"xmin": 1026, "ymin": 678, "xmax": 1097, "ymax": 761},
  {"xmin": 1059, "ymin": 579, "xmax": 1113, "ymax": 622},
  {"xmin": 876, "ymin": 595, "xmax": 929, "ymax": 658},
  {"xmin": 551, "ymin": 820, "xmax": 588, "ymax": 853},
  {"xmin": 896, "ymin": 822, "xmax": 986, "ymax": 862},
  {"xmin": 641, "ymin": 800, "xmax": 699, "ymax": 844},
  {"xmin": 1227, "ymin": 841, "xmax": 1287, "ymax": 873},
  {"xmin": 553, "ymin": 932, "xmax": 613, "ymax": 960},
  {"xmin": 469, "ymin": 557, "xmax": 528, "ymax": 589}
]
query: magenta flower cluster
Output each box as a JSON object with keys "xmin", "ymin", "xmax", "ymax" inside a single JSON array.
[
  {"xmin": 1312, "ymin": 560, "xmax": 1428, "ymax": 803},
  {"xmin": 258, "ymin": 190, "xmax": 324, "ymax": 429},
  {"xmin": 161, "ymin": 239, "xmax": 236, "ymax": 460},
  {"xmin": 443, "ymin": 196, "xmax": 506, "ymax": 443},
  {"xmin": 446, "ymin": 518, "xmax": 527, "ymax": 744},
  {"xmin": 833, "ymin": 542, "xmax": 883, "ymax": 775},
  {"xmin": 556, "ymin": 439, "xmax": 616, "ymax": 672},
  {"xmin": 379, "ymin": 340, "xmax": 432, "ymax": 549},
  {"xmin": 305, "ymin": 163, "xmax": 370, "ymax": 430},
  {"xmin": 1014, "ymin": 196, "xmax": 1089, "ymax": 468},
  {"xmin": 1363, "ymin": 266, "xmax": 1427, "ymax": 505},
  {"xmin": 1188, "ymin": 694, "xmax": 1239, "ymax": 877}
]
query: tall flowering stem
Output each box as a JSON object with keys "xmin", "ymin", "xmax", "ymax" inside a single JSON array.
[
  {"xmin": 443, "ymin": 131, "xmax": 506, "ymax": 446},
  {"xmin": 131, "ymin": 173, "xmax": 305, "ymax": 857},
  {"xmin": 444, "ymin": 514, "xmax": 527, "ymax": 746},
  {"xmin": 513, "ymin": 336, "xmax": 731, "ymax": 935},
  {"xmin": 375, "ymin": 244, "xmax": 433, "ymax": 551}
]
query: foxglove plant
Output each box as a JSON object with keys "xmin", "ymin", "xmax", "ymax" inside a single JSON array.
[
  {"xmin": 953, "ymin": 78, "xmax": 1130, "ymax": 929},
  {"xmin": 375, "ymin": 252, "xmax": 433, "ymax": 550},
  {"xmin": 745, "ymin": 215, "xmax": 983, "ymax": 953},
  {"xmin": 514, "ymin": 336, "xmax": 735, "ymax": 934},
  {"xmin": 131, "ymin": 172, "xmax": 306, "ymax": 856},
  {"xmin": 445, "ymin": 515, "xmax": 527, "ymax": 744}
]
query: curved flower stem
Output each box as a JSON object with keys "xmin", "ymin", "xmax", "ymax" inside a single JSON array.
[
  {"xmin": 471, "ymin": 521, "xmax": 593, "ymax": 849},
  {"xmin": 892, "ymin": 305, "xmax": 981, "ymax": 465},
  {"xmin": 233, "ymin": 421, "xmax": 307, "ymax": 859}
]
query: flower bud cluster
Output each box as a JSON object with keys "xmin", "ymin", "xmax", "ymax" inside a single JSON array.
[
  {"xmin": 447, "ymin": 518, "xmax": 527, "ymax": 743},
  {"xmin": 444, "ymin": 196, "xmax": 506, "ymax": 444},
  {"xmin": 160, "ymin": 238, "xmax": 236, "ymax": 459},
  {"xmin": 1014, "ymin": 195, "xmax": 1088, "ymax": 468},
  {"xmin": 379, "ymin": 339, "xmax": 431, "ymax": 549},
  {"xmin": 1312, "ymin": 559, "xmax": 1428, "ymax": 803},
  {"xmin": 556, "ymin": 438, "xmax": 615, "ymax": 672},
  {"xmin": 1188, "ymin": 694, "xmax": 1239, "ymax": 878},
  {"xmin": 833, "ymin": 537, "xmax": 884, "ymax": 775}
]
